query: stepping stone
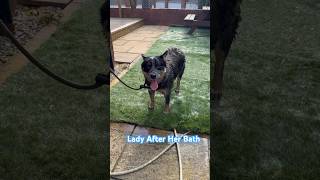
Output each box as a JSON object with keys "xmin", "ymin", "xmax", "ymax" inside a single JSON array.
[{"xmin": 19, "ymin": 0, "xmax": 73, "ymax": 8}]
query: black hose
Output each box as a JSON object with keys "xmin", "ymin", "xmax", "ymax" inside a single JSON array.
[
  {"xmin": 110, "ymin": 68, "xmax": 149, "ymax": 90},
  {"xmin": 0, "ymin": 20, "xmax": 108, "ymax": 90}
]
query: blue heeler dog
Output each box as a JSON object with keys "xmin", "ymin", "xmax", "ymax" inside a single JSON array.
[{"xmin": 141, "ymin": 48, "xmax": 186, "ymax": 113}]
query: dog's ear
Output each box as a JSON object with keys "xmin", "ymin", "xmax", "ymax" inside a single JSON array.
[
  {"xmin": 162, "ymin": 59, "xmax": 166, "ymax": 67},
  {"xmin": 141, "ymin": 54, "xmax": 146, "ymax": 60},
  {"xmin": 159, "ymin": 50, "xmax": 168, "ymax": 59},
  {"xmin": 159, "ymin": 57, "xmax": 166, "ymax": 67}
]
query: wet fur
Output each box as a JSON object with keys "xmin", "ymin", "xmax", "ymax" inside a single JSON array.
[{"xmin": 141, "ymin": 48, "xmax": 186, "ymax": 113}]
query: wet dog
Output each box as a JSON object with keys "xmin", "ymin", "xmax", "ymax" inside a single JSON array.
[{"xmin": 141, "ymin": 48, "xmax": 186, "ymax": 113}]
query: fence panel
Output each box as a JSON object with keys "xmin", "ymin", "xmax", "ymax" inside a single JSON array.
[{"xmin": 110, "ymin": 0, "xmax": 210, "ymax": 10}]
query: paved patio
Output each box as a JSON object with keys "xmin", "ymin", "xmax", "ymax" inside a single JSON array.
[
  {"xmin": 110, "ymin": 122, "xmax": 210, "ymax": 179},
  {"xmin": 113, "ymin": 25, "xmax": 168, "ymax": 64},
  {"xmin": 111, "ymin": 25, "xmax": 168, "ymax": 87}
]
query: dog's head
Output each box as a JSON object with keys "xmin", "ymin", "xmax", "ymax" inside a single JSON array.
[{"xmin": 141, "ymin": 51, "xmax": 167, "ymax": 91}]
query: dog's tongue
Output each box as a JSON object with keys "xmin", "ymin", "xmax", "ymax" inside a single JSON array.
[{"xmin": 150, "ymin": 80, "xmax": 158, "ymax": 91}]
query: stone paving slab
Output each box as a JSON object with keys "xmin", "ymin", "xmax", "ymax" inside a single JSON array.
[
  {"xmin": 110, "ymin": 123, "xmax": 135, "ymax": 171},
  {"xmin": 121, "ymin": 40, "xmax": 152, "ymax": 49},
  {"xmin": 113, "ymin": 39, "xmax": 128, "ymax": 46},
  {"xmin": 111, "ymin": 125, "xmax": 179, "ymax": 180},
  {"xmin": 110, "ymin": 123, "xmax": 210, "ymax": 179},
  {"xmin": 114, "ymin": 145, "xmax": 179, "ymax": 180},
  {"xmin": 120, "ymin": 34, "xmax": 146, "ymax": 41},
  {"xmin": 179, "ymin": 135, "xmax": 210, "ymax": 179},
  {"xmin": 128, "ymin": 43, "xmax": 152, "ymax": 54},
  {"xmin": 113, "ymin": 52, "xmax": 140, "ymax": 63},
  {"xmin": 143, "ymin": 37, "xmax": 158, "ymax": 42},
  {"xmin": 112, "ymin": 25, "xmax": 168, "ymax": 64},
  {"xmin": 113, "ymin": 44, "xmax": 133, "ymax": 52}
]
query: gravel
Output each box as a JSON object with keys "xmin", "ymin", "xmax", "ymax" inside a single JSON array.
[{"xmin": 0, "ymin": 5, "xmax": 63, "ymax": 63}]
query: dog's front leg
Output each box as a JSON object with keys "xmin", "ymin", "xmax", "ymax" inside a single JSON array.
[
  {"xmin": 175, "ymin": 77, "xmax": 181, "ymax": 95},
  {"xmin": 164, "ymin": 90, "xmax": 171, "ymax": 113},
  {"xmin": 148, "ymin": 90, "xmax": 155, "ymax": 110}
]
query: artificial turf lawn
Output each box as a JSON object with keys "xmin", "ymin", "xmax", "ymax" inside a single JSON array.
[
  {"xmin": 0, "ymin": 1, "xmax": 107, "ymax": 179},
  {"xmin": 213, "ymin": 0, "xmax": 320, "ymax": 179},
  {"xmin": 111, "ymin": 27, "xmax": 210, "ymax": 134}
]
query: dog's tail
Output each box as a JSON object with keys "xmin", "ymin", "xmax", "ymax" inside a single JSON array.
[{"xmin": 166, "ymin": 47, "xmax": 186, "ymax": 63}]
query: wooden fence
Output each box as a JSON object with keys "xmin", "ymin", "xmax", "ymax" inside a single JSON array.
[{"xmin": 110, "ymin": 0, "xmax": 210, "ymax": 26}]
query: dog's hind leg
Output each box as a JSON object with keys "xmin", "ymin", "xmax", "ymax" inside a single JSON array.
[
  {"xmin": 148, "ymin": 90, "xmax": 155, "ymax": 110},
  {"xmin": 164, "ymin": 90, "xmax": 171, "ymax": 113},
  {"xmin": 175, "ymin": 63, "xmax": 185, "ymax": 95},
  {"xmin": 175, "ymin": 77, "xmax": 181, "ymax": 95}
]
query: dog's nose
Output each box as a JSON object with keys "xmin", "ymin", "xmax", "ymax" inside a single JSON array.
[{"xmin": 150, "ymin": 74, "xmax": 156, "ymax": 79}]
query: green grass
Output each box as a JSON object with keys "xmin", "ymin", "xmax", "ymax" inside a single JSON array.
[
  {"xmin": 213, "ymin": 0, "xmax": 320, "ymax": 179},
  {"xmin": 111, "ymin": 27, "xmax": 210, "ymax": 134},
  {"xmin": 0, "ymin": 1, "xmax": 107, "ymax": 179}
]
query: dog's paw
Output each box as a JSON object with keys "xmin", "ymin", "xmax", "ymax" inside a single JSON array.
[
  {"xmin": 148, "ymin": 102, "xmax": 155, "ymax": 111},
  {"xmin": 163, "ymin": 105, "xmax": 170, "ymax": 113}
]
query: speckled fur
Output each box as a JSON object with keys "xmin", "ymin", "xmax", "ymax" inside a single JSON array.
[{"xmin": 141, "ymin": 48, "xmax": 186, "ymax": 113}]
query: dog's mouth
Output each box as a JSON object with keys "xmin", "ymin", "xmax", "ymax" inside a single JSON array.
[{"xmin": 150, "ymin": 80, "xmax": 158, "ymax": 91}]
